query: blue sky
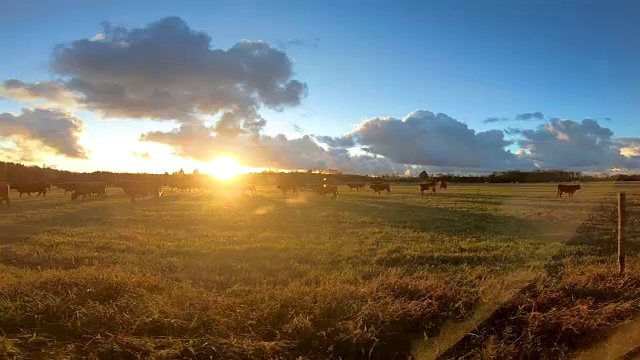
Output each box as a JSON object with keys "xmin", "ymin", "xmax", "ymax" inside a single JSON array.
[{"xmin": 1, "ymin": 0, "xmax": 639, "ymax": 174}]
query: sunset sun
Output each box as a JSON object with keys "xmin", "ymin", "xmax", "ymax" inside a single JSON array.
[{"xmin": 206, "ymin": 157, "xmax": 244, "ymax": 180}]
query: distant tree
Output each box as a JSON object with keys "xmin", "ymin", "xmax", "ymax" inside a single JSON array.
[
  {"xmin": 193, "ymin": 169, "xmax": 199, "ymax": 175},
  {"xmin": 418, "ymin": 171, "xmax": 429, "ymax": 180}
]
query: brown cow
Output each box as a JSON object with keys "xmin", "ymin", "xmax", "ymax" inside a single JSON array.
[
  {"xmin": 0, "ymin": 182, "xmax": 10, "ymax": 208},
  {"xmin": 438, "ymin": 181, "xmax": 447, "ymax": 189},
  {"xmin": 11, "ymin": 182, "xmax": 48, "ymax": 197},
  {"xmin": 57, "ymin": 182, "xmax": 77, "ymax": 195},
  {"xmin": 557, "ymin": 184, "xmax": 581, "ymax": 198},
  {"xmin": 419, "ymin": 183, "xmax": 436, "ymax": 196},
  {"xmin": 347, "ymin": 182, "xmax": 366, "ymax": 191},
  {"xmin": 243, "ymin": 184, "xmax": 257, "ymax": 195},
  {"xmin": 311, "ymin": 184, "xmax": 338, "ymax": 199},
  {"xmin": 370, "ymin": 183, "xmax": 390, "ymax": 194},
  {"xmin": 277, "ymin": 183, "xmax": 298, "ymax": 195},
  {"xmin": 115, "ymin": 180, "xmax": 163, "ymax": 204},
  {"xmin": 71, "ymin": 182, "xmax": 107, "ymax": 200}
]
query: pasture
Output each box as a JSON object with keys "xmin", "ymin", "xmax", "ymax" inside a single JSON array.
[{"xmin": 0, "ymin": 182, "xmax": 639, "ymax": 359}]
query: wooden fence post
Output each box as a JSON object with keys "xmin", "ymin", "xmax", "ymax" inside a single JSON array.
[{"xmin": 619, "ymin": 192, "xmax": 626, "ymax": 274}]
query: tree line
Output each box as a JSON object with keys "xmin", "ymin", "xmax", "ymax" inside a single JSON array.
[{"xmin": 0, "ymin": 161, "xmax": 631, "ymax": 186}]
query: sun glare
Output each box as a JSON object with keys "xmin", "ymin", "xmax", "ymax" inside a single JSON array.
[{"xmin": 207, "ymin": 157, "xmax": 244, "ymax": 180}]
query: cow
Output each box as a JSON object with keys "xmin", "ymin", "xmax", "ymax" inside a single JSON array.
[
  {"xmin": 347, "ymin": 182, "xmax": 366, "ymax": 191},
  {"xmin": 71, "ymin": 182, "xmax": 107, "ymax": 200},
  {"xmin": 114, "ymin": 180, "xmax": 163, "ymax": 204},
  {"xmin": 0, "ymin": 182, "xmax": 10, "ymax": 208},
  {"xmin": 370, "ymin": 183, "xmax": 391, "ymax": 194},
  {"xmin": 11, "ymin": 182, "xmax": 48, "ymax": 197},
  {"xmin": 438, "ymin": 181, "xmax": 447, "ymax": 189},
  {"xmin": 57, "ymin": 182, "xmax": 77, "ymax": 195},
  {"xmin": 192, "ymin": 175, "xmax": 219, "ymax": 195},
  {"xmin": 419, "ymin": 183, "xmax": 436, "ymax": 196},
  {"xmin": 312, "ymin": 184, "xmax": 338, "ymax": 199},
  {"xmin": 243, "ymin": 184, "xmax": 257, "ymax": 195},
  {"xmin": 277, "ymin": 183, "xmax": 299, "ymax": 195},
  {"xmin": 557, "ymin": 184, "xmax": 581, "ymax": 198}
]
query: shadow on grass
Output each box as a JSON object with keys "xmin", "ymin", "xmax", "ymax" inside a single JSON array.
[
  {"xmin": 434, "ymin": 201, "xmax": 637, "ymax": 360},
  {"xmin": 334, "ymin": 197, "xmax": 541, "ymax": 239}
]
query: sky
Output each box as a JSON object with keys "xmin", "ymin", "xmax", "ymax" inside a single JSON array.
[{"xmin": 1, "ymin": 0, "xmax": 639, "ymax": 175}]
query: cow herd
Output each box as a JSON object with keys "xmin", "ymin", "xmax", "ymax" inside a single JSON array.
[{"xmin": 0, "ymin": 179, "xmax": 583, "ymax": 209}]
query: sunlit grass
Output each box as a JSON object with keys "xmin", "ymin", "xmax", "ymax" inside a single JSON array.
[{"xmin": 0, "ymin": 182, "xmax": 638, "ymax": 358}]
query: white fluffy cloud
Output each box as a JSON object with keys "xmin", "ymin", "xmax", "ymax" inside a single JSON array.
[
  {"xmin": 320, "ymin": 110, "xmax": 533, "ymax": 171},
  {"xmin": 511, "ymin": 119, "xmax": 640, "ymax": 171},
  {"xmin": 0, "ymin": 108, "xmax": 87, "ymax": 159}
]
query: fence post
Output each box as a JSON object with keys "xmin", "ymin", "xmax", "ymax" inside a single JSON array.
[{"xmin": 618, "ymin": 192, "xmax": 626, "ymax": 274}]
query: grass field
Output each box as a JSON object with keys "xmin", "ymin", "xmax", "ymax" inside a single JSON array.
[{"xmin": 0, "ymin": 182, "xmax": 639, "ymax": 359}]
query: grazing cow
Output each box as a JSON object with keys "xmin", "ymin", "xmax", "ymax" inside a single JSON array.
[
  {"xmin": 11, "ymin": 182, "xmax": 48, "ymax": 197},
  {"xmin": 438, "ymin": 181, "xmax": 447, "ymax": 189},
  {"xmin": 347, "ymin": 182, "xmax": 366, "ymax": 191},
  {"xmin": 192, "ymin": 175, "xmax": 219, "ymax": 195},
  {"xmin": 370, "ymin": 183, "xmax": 391, "ymax": 194},
  {"xmin": 557, "ymin": 184, "xmax": 581, "ymax": 198},
  {"xmin": 277, "ymin": 183, "xmax": 298, "ymax": 195},
  {"xmin": 71, "ymin": 182, "xmax": 107, "ymax": 200},
  {"xmin": 243, "ymin": 184, "xmax": 257, "ymax": 195},
  {"xmin": 419, "ymin": 183, "xmax": 436, "ymax": 196},
  {"xmin": 115, "ymin": 180, "xmax": 163, "ymax": 204},
  {"xmin": 313, "ymin": 184, "xmax": 338, "ymax": 199},
  {"xmin": 0, "ymin": 182, "xmax": 10, "ymax": 208},
  {"xmin": 57, "ymin": 182, "xmax": 77, "ymax": 195}
]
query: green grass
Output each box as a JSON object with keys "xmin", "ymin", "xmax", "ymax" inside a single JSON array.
[{"xmin": 0, "ymin": 182, "xmax": 638, "ymax": 359}]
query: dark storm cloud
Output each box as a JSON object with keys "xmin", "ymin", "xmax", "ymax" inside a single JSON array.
[{"xmin": 0, "ymin": 108, "xmax": 87, "ymax": 159}]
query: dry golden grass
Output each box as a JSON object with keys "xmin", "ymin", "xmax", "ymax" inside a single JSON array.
[{"xmin": 0, "ymin": 182, "xmax": 637, "ymax": 359}]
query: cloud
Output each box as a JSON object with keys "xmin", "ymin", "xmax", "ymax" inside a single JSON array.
[
  {"xmin": 512, "ymin": 119, "xmax": 638, "ymax": 171},
  {"xmin": 132, "ymin": 151, "xmax": 151, "ymax": 160},
  {"xmin": 313, "ymin": 135, "xmax": 355, "ymax": 148},
  {"xmin": 482, "ymin": 117, "xmax": 509, "ymax": 124},
  {"xmin": 616, "ymin": 138, "xmax": 640, "ymax": 158},
  {"xmin": 140, "ymin": 123, "xmax": 409, "ymax": 174},
  {"xmin": 320, "ymin": 110, "xmax": 532, "ymax": 171},
  {"xmin": 482, "ymin": 112, "xmax": 545, "ymax": 124},
  {"xmin": 43, "ymin": 17, "xmax": 307, "ymax": 134},
  {"xmin": 0, "ymin": 108, "xmax": 88, "ymax": 159},
  {"xmin": 141, "ymin": 108, "xmax": 640, "ymax": 174},
  {"xmin": 0, "ymin": 138, "xmax": 44, "ymax": 163},
  {"xmin": 0, "ymin": 79, "xmax": 78, "ymax": 107},
  {"xmin": 515, "ymin": 112, "xmax": 544, "ymax": 121},
  {"xmin": 278, "ymin": 38, "xmax": 320, "ymax": 49}
]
